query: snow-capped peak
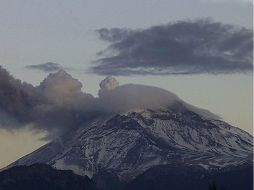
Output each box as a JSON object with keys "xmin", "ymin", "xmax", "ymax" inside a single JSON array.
[{"xmin": 8, "ymin": 106, "xmax": 252, "ymax": 180}]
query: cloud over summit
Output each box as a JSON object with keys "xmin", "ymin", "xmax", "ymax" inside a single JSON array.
[
  {"xmin": 0, "ymin": 66, "xmax": 222, "ymax": 139},
  {"xmin": 93, "ymin": 19, "xmax": 253, "ymax": 75}
]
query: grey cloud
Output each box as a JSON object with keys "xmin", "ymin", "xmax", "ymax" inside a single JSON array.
[
  {"xmin": 0, "ymin": 66, "xmax": 41, "ymax": 125},
  {"xmin": 0, "ymin": 66, "xmax": 219, "ymax": 139},
  {"xmin": 0, "ymin": 66, "xmax": 95, "ymax": 137},
  {"xmin": 97, "ymin": 84, "xmax": 179, "ymax": 113},
  {"xmin": 93, "ymin": 19, "xmax": 253, "ymax": 75},
  {"xmin": 96, "ymin": 28, "xmax": 132, "ymax": 43},
  {"xmin": 96, "ymin": 83, "xmax": 219, "ymax": 120},
  {"xmin": 25, "ymin": 62, "xmax": 63, "ymax": 72},
  {"xmin": 99, "ymin": 76, "xmax": 119, "ymax": 91},
  {"xmin": 98, "ymin": 76, "xmax": 119, "ymax": 96}
]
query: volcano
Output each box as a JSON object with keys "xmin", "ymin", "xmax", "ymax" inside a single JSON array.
[{"xmin": 7, "ymin": 83, "xmax": 252, "ymax": 183}]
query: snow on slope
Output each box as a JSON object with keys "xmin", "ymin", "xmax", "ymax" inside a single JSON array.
[{"xmin": 8, "ymin": 106, "xmax": 253, "ymax": 180}]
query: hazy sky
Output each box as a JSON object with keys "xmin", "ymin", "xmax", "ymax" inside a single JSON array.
[{"xmin": 0, "ymin": 0, "xmax": 253, "ymax": 168}]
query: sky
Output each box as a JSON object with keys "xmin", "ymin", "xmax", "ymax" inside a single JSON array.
[{"xmin": 0, "ymin": 0, "xmax": 253, "ymax": 168}]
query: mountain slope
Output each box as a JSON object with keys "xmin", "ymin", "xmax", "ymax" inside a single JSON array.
[{"xmin": 8, "ymin": 99, "xmax": 252, "ymax": 180}]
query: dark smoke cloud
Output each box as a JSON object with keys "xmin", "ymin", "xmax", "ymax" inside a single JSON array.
[
  {"xmin": 0, "ymin": 66, "xmax": 218, "ymax": 139},
  {"xmin": 25, "ymin": 62, "xmax": 63, "ymax": 72},
  {"xmin": 93, "ymin": 19, "xmax": 253, "ymax": 75},
  {"xmin": 0, "ymin": 66, "xmax": 95, "ymax": 137},
  {"xmin": 0, "ymin": 66, "xmax": 41, "ymax": 126}
]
